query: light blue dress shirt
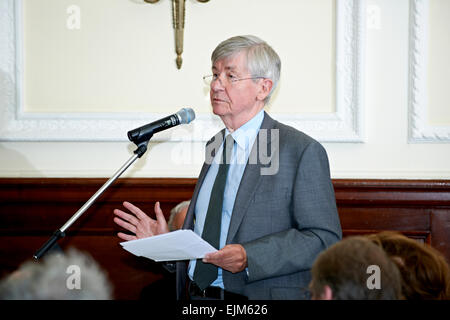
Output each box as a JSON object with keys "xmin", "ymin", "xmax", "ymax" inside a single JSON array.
[{"xmin": 188, "ymin": 109, "xmax": 265, "ymax": 289}]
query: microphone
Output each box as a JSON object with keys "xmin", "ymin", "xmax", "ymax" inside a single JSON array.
[{"xmin": 127, "ymin": 108, "xmax": 195, "ymax": 144}]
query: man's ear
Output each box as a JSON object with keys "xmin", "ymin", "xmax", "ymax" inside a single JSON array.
[
  {"xmin": 256, "ymin": 78, "xmax": 273, "ymax": 101},
  {"xmin": 321, "ymin": 285, "xmax": 333, "ymax": 300}
]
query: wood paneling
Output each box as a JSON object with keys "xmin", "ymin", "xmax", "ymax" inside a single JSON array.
[
  {"xmin": 333, "ymin": 179, "xmax": 450, "ymax": 255},
  {"xmin": 0, "ymin": 178, "xmax": 449, "ymax": 299}
]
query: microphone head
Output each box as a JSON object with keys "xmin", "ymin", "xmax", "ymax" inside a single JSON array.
[{"xmin": 177, "ymin": 108, "xmax": 196, "ymax": 124}]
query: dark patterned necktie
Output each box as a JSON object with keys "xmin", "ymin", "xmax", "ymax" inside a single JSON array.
[{"xmin": 193, "ymin": 134, "xmax": 234, "ymax": 290}]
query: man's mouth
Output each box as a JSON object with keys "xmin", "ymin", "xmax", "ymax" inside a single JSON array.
[{"xmin": 212, "ymin": 97, "xmax": 228, "ymax": 103}]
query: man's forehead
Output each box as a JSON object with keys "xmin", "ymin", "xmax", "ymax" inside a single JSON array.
[{"xmin": 212, "ymin": 52, "xmax": 247, "ymax": 71}]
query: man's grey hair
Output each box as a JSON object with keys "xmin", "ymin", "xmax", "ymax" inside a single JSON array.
[
  {"xmin": 0, "ymin": 248, "xmax": 113, "ymax": 300},
  {"xmin": 168, "ymin": 200, "xmax": 190, "ymax": 231},
  {"xmin": 211, "ymin": 35, "xmax": 281, "ymax": 105}
]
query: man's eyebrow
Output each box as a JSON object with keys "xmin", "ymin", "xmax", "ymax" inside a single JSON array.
[{"xmin": 212, "ymin": 65, "xmax": 237, "ymax": 71}]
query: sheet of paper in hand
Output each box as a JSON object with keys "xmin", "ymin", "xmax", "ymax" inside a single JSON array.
[{"xmin": 120, "ymin": 229, "xmax": 217, "ymax": 262}]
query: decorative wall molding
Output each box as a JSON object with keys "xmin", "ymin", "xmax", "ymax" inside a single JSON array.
[
  {"xmin": 0, "ymin": 0, "xmax": 365, "ymax": 143},
  {"xmin": 408, "ymin": 0, "xmax": 450, "ymax": 143}
]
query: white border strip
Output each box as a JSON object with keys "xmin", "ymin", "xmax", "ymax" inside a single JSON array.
[
  {"xmin": 408, "ymin": 0, "xmax": 450, "ymax": 143},
  {"xmin": 0, "ymin": 0, "xmax": 365, "ymax": 142}
]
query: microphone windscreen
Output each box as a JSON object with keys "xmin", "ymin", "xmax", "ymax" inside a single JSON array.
[{"xmin": 177, "ymin": 108, "xmax": 196, "ymax": 124}]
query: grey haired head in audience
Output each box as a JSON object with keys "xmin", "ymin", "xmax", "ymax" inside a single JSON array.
[
  {"xmin": 168, "ymin": 200, "xmax": 190, "ymax": 231},
  {"xmin": 0, "ymin": 248, "xmax": 113, "ymax": 300}
]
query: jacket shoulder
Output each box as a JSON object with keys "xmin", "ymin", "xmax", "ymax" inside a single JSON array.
[{"xmin": 269, "ymin": 118, "xmax": 323, "ymax": 153}]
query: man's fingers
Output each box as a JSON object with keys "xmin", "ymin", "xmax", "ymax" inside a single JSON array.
[
  {"xmin": 154, "ymin": 201, "xmax": 166, "ymax": 222},
  {"xmin": 202, "ymin": 245, "xmax": 247, "ymax": 273},
  {"xmin": 203, "ymin": 251, "xmax": 220, "ymax": 263},
  {"xmin": 123, "ymin": 201, "xmax": 148, "ymax": 220},
  {"xmin": 114, "ymin": 209, "xmax": 139, "ymax": 226},
  {"xmin": 113, "ymin": 217, "xmax": 137, "ymax": 234},
  {"xmin": 117, "ymin": 232, "xmax": 136, "ymax": 241},
  {"xmin": 114, "ymin": 200, "xmax": 169, "ymax": 240}
]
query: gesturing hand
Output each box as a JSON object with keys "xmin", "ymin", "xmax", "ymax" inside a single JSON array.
[{"xmin": 113, "ymin": 201, "xmax": 169, "ymax": 241}]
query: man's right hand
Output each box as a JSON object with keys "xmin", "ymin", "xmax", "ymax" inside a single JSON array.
[{"xmin": 113, "ymin": 201, "xmax": 169, "ymax": 241}]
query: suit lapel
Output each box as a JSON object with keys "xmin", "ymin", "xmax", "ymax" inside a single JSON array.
[{"xmin": 226, "ymin": 112, "xmax": 279, "ymax": 243}]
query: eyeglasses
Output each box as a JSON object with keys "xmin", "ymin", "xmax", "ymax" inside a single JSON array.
[{"xmin": 203, "ymin": 74, "xmax": 265, "ymax": 86}]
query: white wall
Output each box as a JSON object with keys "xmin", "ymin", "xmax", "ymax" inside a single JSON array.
[{"xmin": 0, "ymin": 0, "xmax": 449, "ymax": 179}]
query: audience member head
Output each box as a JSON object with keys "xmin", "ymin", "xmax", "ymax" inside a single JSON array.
[
  {"xmin": 0, "ymin": 248, "xmax": 113, "ymax": 300},
  {"xmin": 167, "ymin": 200, "xmax": 190, "ymax": 231},
  {"xmin": 367, "ymin": 231, "xmax": 450, "ymax": 300},
  {"xmin": 309, "ymin": 236, "xmax": 402, "ymax": 300}
]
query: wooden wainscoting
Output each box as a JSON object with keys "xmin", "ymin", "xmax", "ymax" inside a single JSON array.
[{"xmin": 0, "ymin": 178, "xmax": 449, "ymax": 299}]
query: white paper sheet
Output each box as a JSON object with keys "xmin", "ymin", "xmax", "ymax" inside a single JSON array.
[{"xmin": 120, "ymin": 229, "xmax": 217, "ymax": 262}]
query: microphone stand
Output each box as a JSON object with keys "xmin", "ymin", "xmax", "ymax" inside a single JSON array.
[{"xmin": 33, "ymin": 141, "xmax": 150, "ymax": 260}]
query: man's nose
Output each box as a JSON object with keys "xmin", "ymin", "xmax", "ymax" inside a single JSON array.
[{"xmin": 211, "ymin": 76, "xmax": 225, "ymax": 91}]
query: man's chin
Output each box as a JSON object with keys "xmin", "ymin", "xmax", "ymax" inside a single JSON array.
[{"xmin": 211, "ymin": 105, "xmax": 228, "ymax": 117}]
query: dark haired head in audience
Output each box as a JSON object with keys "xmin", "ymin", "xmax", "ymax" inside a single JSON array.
[
  {"xmin": 367, "ymin": 231, "xmax": 450, "ymax": 300},
  {"xmin": 0, "ymin": 248, "xmax": 112, "ymax": 300},
  {"xmin": 309, "ymin": 236, "xmax": 402, "ymax": 300}
]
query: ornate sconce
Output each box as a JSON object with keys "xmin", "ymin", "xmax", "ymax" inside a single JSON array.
[{"xmin": 144, "ymin": 0, "xmax": 210, "ymax": 69}]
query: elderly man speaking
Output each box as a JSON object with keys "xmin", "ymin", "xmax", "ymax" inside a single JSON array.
[{"xmin": 113, "ymin": 35, "xmax": 342, "ymax": 300}]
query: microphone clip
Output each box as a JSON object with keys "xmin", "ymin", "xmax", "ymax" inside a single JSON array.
[{"xmin": 133, "ymin": 137, "xmax": 151, "ymax": 158}]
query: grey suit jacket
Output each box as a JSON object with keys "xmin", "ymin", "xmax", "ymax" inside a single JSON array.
[{"xmin": 176, "ymin": 112, "xmax": 342, "ymax": 300}]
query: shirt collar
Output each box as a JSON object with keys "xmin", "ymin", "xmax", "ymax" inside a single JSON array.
[{"xmin": 225, "ymin": 109, "xmax": 265, "ymax": 151}]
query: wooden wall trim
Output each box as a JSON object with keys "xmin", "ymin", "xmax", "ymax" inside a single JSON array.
[
  {"xmin": 334, "ymin": 179, "xmax": 450, "ymax": 205},
  {"xmin": 2, "ymin": 177, "xmax": 449, "ymax": 202},
  {"xmin": 1, "ymin": 178, "xmax": 449, "ymax": 299}
]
